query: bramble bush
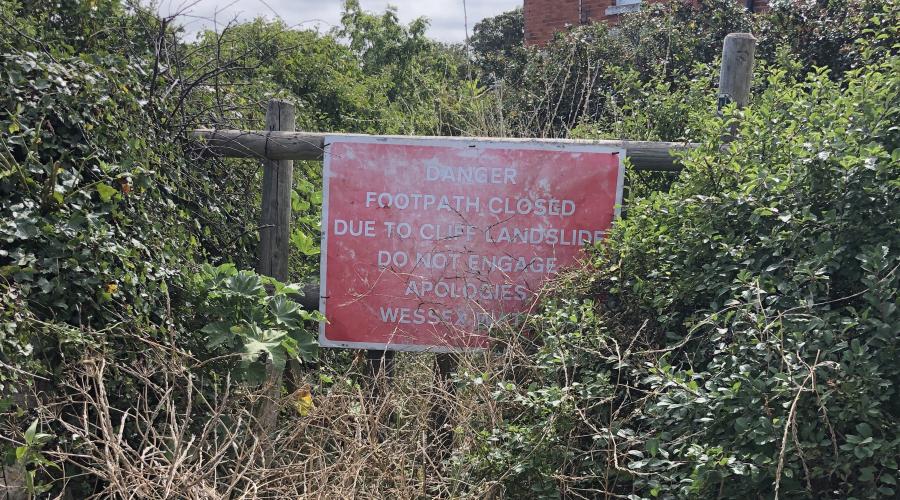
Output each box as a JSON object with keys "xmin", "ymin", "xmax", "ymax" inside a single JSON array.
[{"xmin": 609, "ymin": 51, "xmax": 899, "ymax": 499}]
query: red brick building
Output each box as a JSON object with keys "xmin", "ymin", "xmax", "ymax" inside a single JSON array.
[{"xmin": 524, "ymin": 0, "xmax": 770, "ymax": 44}]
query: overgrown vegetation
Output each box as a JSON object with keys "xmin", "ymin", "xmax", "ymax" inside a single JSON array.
[{"xmin": 1, "ymin": 0, "xmax": 897, "ymax": 498}]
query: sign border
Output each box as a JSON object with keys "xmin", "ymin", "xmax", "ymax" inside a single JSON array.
[{"xmin": 318, "ymin": 135, "xmax": 625, "ymax": 352}]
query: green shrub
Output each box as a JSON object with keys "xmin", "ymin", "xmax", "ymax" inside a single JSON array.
[
  {"xmin": 0, "ymin": 51, "xmax": 188, "ymax": 369},
  {"xmin": 606, "ymin": 48, "xmax": 900, "ymax": 498},
  {"xmin": 189, "ymin": 264, "xmax": 322, "ymax": 384},
  {"xmin": 758, "ymin": 0, "xmax": 895, "ymax": 77},
  {"xmin": 470, "ymin": 7, "xmax": 525, "ymax": 84},
  {"xmin": 467, "ymin": 0, "xmax": 754, "ymax": 138},
  {"xmin": 461, "ymin": 19, "xmax": 899, "ymax": 498},
  {"xmin": 0, "ymin": 8, "xmax": 302, "ymax": 491}
]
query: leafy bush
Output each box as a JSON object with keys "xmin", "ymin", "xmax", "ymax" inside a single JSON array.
[
  {"xmin": 608, "ymin": 48, "xmax": 900, "ymax": 498},
  {"xmin": 467, "ymin": 0, "xmax": 894, "ymax": 140},
  {"xmin": 0, "ymin": 50, "xmax": 188, "ymax": 375},
  {"xmin": 190, "ymin": 264, "xmax": 322, "ymax": 384},
  {"xmin": 758, "ymin": 0, "xmax": 895, "ymax": 77},
  {"xmin": 464, "ymin": 0, "xmax": 754, "ymax": 138},
  {"xmin": 460, "ymin": 16, "xmax": 899, "ymax": 498},
  {"xmin": 0, "ymin": 4, "xmax": 320, "ymax": 492},
  {"xmin": 470, "ymin": 7, "xmax": 525, "ymax": 84}
]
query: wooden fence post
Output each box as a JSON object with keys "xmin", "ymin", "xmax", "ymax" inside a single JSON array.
[
  {"xmin": 718, "ymin": 33, "xmax": 757, "ymax": 138},
  {"xmin": 257, "ymin": 99, "xmax": 295, "ymax": 436},
  {"xmin": 257, "ymin": 100, "xmax": 296, "ymax": 281}
]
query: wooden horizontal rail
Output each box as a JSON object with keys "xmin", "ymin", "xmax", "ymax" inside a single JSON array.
[
  {"xmin": 192, "ymin": 129, "xmax": 696, "ymax": 171},
  {"xmin": 294, "ymin": 283, "xmax": 319, "ymax": 312}
]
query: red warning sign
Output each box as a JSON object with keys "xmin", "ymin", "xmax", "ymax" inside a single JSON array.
[{"xmin": 319, "ymin": 136, "xmax": 623, "ymax": 351}]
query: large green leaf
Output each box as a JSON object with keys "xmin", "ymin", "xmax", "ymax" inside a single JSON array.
[
  {"xmin": 288, "ymin": 329, "xmax": 319, "ymax": 363},
  {"xmin": 240, "ymin": 326, "xmax": 288, "ymax": 371},
  {"xmin": 269, "ymin": 294, "xmax": 303, "ymax": 329},
  {"xmin": 226, "ymin": 271, "xmax": 263, "ymax": 298},
  {"xmin": 201, "ymin": 321, "xmax": 234, "ymax": 349}
]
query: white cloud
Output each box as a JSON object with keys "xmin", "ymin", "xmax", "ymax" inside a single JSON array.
[{"xmin": 153, "ymin": 0, "xmax": 522, "ymax": 42}]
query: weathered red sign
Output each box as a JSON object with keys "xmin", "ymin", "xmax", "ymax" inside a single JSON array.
[{"xmin": 319, "ymin": 137, "xmax": 623, "ymax": 351}]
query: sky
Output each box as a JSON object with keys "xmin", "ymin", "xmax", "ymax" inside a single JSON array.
[{"xmin": 155, "ymin": 0, "xmax": 523, "ymax": 43}]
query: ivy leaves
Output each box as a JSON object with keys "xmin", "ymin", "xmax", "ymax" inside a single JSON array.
[{"xmin": 94, "ymin": 183, "xmax": 118, "ymax": 203}]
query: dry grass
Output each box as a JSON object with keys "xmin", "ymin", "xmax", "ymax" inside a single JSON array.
[{"xmin": 28, "ymin": 323, "xmax": 548, "ymax": 499}]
